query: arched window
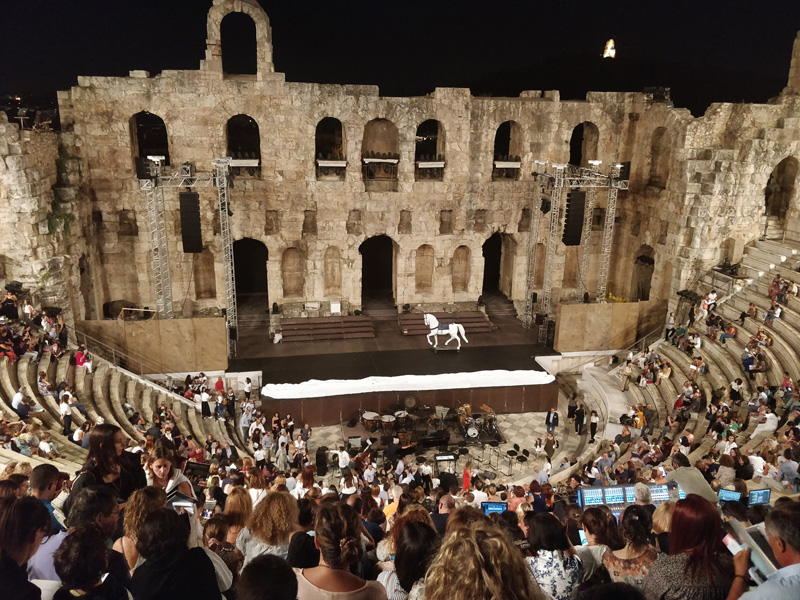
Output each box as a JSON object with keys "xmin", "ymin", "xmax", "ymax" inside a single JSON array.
[
  {"xmin": 316, "ymin": 117, "xmax": 346, "ymax": 180},
  {"xmin": 130, "ymin": 111, "xmax": 170, "ymax": 168},
  {"xmin": 362, "ymin": 118, "xmax": 399, "ymax": 191},
  {"xmin": 281, "ymin": 248, "xmax": 305, "ymax": 297},
  {"xmin": 649, "ymin": 127, "xmax": 671, "ymax": 188},
  {"xmin": 452, "ymin": 246, "xmax": 471, "ymax": 293},
  {"xmin": 221, "ymin": 12, "xmax": 257, "ymax": 75},
  {"xmin": 569, "ymin": 122, "xmax": 599, "ymax": 167},
  {"xmin": 415, "ymin": 120, "xmax": 445, "ymax": 181},
  {"xmin": 415, "ymin": 245, "xmax": 434, "ymax": 293},
  {"xmin": 492, "ymin": 121, "xmax": 522, "ymax": 180},
  {"xmin": 227, "ymin": 114, "xmax": 261, "ymax": 176},
  {"xmin": 765, "ymin": 157, "xmax": 799, "ymax": 221}
]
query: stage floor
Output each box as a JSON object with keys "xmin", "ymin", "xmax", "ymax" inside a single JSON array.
[{"xmin": 229, "ymin": 315, "xmax": 557, "ymax": 385}]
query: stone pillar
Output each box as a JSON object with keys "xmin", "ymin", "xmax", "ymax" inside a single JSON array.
[{"xmin": 785, "ymin": 31, "xmax": 800, "ymax": 96}]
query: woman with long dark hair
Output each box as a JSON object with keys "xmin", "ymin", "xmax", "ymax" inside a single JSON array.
[
  {"xmin": 524, "ymin": 512, "xmax": 583, "ymax": 600},
  {"xmin": 643, "ymin": 494, "xmax": 734, "ymax": 600},
  {"xmin": 378, "ymin": 521, "xmax": 438, "ymax": 599},
  {"xmin": 0, "ymin": 496, "xmax": 51, "ymax": 600},
  {"xmin": 578, "ymin": 506, "xmax": 625, "ymax": 582},
  {"xmin": 602, "ymin": 505, "xmax": 658, "ymax": 590},
  {"xmin": 68, "ymin": 423, "xmax": 146, "ymax": 510}
]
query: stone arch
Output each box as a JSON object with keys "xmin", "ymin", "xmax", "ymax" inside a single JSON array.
[
  {"xmin": 203, "ymin": 0, "xmax": 274, "ymax": 76},
  {"xmin": 630, "ymin": 244, "xmax": 655, "ymax": 301},
  {"xmin": 226, "ymin": 114, "xmax": 261, "ymax": 161},
  {"xmin": 649, "ymin": 127, "xmax": 671, "ymax": 188},
  {"xmin": 452, "ymin": 245, "xmax": 471, "ymax": 293},
  {"xmin": 323, "ymin": 246, "xmax": 342, "ymax": 297},
  {"xmin": 233, "ymin": 237, "xmax": 268, "ymax": 311},
  {"xmin": 415, "ymin": 119, "xmax": 445, "ymax": 181},
  {"xmin": 130, "ymin": 111, "xmax": 170, "ymax": 166},
  {"xmin": 362, "ymin": 119, "xmax": 399, "ymax": 191},
  {"xmin": 765, "ymin": 156, "xmax": 799, "ymax": 221},
  {"xmin": 415, "ymin": 245, "xmax": 434, "ymax": 293},
  {"xmin": 492, "ymin": 120, "xmax": 523, "ymax": 180},
  {"xmin": 569, "ymin": 121, "xmax": 599, "ymax": 167},
  {"xmin": 221, "ymin": 12, "xmax": 257, "ymax": 74},
  {"xmin": 316, "ymin": 117, "xmax": 345, "ymax": 160},
  {"xmin": 281, "ymin": 247, "xmax": 305, "ymax": 298}
]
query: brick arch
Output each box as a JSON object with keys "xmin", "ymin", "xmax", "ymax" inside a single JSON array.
[{"xmin": 203, "ymin": 0, "xmax": 274, "ymax": 76}]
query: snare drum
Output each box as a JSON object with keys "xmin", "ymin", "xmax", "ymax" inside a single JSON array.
[
  {"xmin": 361, "ymin": 411, "xmax": 380, "ymax": 432},
  {"xmin": 467, "ymin": 426, "xmax": 479, "ymax": 438},
  {"xmin": 394, "ymin": 410, "xmax": 410, "ymax": 430},
  {"xmin": 381, "ymin": 414, "xmax": 396, "ymax": 434}
]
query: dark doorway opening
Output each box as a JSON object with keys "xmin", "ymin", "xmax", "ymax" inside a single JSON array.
[
  {"xmin": 482, "ymin": 232, "xmax": 502, "ymax": 292},
  {"xmin": 359, "ymin": 235, "xmax": 394, "ymax": 308},
  {"xmin": 233, "ymin": 238, "xmax": 268, "ymax": 317}
]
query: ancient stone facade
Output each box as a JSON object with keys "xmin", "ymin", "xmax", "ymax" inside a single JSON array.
[{"xmin": 3, "ymin": 0, "xmax": 800, "ymax": 344}]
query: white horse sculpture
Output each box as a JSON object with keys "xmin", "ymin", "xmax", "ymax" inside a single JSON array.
[{"xmin": 424, "ymin": 313, "xmax": 469, "ymax": 350}]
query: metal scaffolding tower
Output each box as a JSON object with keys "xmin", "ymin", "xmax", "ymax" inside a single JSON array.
[
  {"xmin": 528, "ymin": 162, "xmax": 629, "ymax": 344},
  {"xmin": 138, "ymin": 159, "xmax": 238, "ymax": 356},
  {"xmin": 522, "ymin": 166, "xmax": 546, "ymax": 329},
  {"xmin": 140, "ymin": 173, "xmax": 174, "ymax": 320},
  {"xmin": 213, "ymin": 158, "xmax": 237, "ymax": 357}
]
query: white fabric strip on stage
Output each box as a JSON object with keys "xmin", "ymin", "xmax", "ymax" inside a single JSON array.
[{"xmin": 260, "ymin": 369, "xmax": 555, "ymax": 400}]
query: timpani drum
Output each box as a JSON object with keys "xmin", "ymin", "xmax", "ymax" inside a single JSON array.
[
  {"xmin": 361, "ymin": 411, "xmax": 380, "ymax": 432},
  {"xmin": 394, "ymin": 410, "xmax": 410, "ymax": 430},
  {"xmin": 381, "ymin": 414, "xmax": 396, "ymax": 434}
]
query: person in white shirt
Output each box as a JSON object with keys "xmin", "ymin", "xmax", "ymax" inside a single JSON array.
[
  {"xmin": 747, "ymin": 449, "xmax": 766, "ymax": 476},
  {"xmin": 472, "ymin": 481, "xmax": 489, "ymax": 505},
  {"xmin": 337, "ymin": 446, "xmax": 350, "ymax": 471},
  {"xmin": 12, "ymin": 388, "xmax": 25, "ymax": 410},
  {"xmin": 363, "ymin": 464, "xmax": 375, "ymax": 484},
  {"xmin": 752, "ymin": 408, "xmax": 779, "ymax": 438},
  {"xmin": 395, "ymin": 457, "xmax": 405, "ymax": 478}
]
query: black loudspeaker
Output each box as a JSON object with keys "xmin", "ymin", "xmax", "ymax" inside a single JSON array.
[
  {"xmin": 531, "ymin": 292, "xmax": 538, "ymax": 304},
  {"xmin": 562, "ymin": 191, "xmax": 585, "ymax": 246},
  {"xmin": 535, "ymin": 313, "xmax": 545, "ymax": 325},
  {"xmin": 135, "ymin": 157, "xmax": 155, "ymax": 180},
  {"xmin": 583, "ymin": 292, "xmax": 590, "ymax": 304},
  {"xmin": 179, "ymin": 192, "xmax": 202, "ymax": 253},
  {"xmin": 228, "ymin": 326, "xmax": 237, "ymax": 341},
  {"xmin": 540, "ymin": 196, "xmax": 551, "ymax": 214},
  {"xmin": 546, "ymin": 319, "xmax": 556, "ymax": 347},
  {"xmin": 618, "ymin": 161, "xmax": 631, "ymax": 180}
]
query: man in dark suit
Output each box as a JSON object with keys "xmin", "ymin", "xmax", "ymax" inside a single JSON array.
[
  {"xmin": 221, "ymin": 443, "xmax": 239, "ymax": 461},
  {"xmin": 574, "ymin": 403, "xmax": 586, "ymax": 435},
  {"xmin": 545, "ymin": 408, "xmax": 559, "ymax": 434}
]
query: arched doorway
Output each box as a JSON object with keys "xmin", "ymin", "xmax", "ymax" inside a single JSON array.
[
  {"xmin": 765, "ymin": 157, "xmax": 799, "ymax": 230},
  {"xmin": 569, "ymin": 122, "xmax": 599, "ymax": 167},
  {"xmin": 233, "ymin": 238, "xmax": 268, "ymax": 315},
  {"xmin": 359, "ymin": 235, "xmax": 394, "ymax": 309},
  {"xmin": 630, "ymin": 245, "xmax": 655, "ymax": 301},
  {"xmin": 482, "ymin": 233, "xmax": 502, "ymax": 293}
]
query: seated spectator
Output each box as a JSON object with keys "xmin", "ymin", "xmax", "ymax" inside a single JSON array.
[
  {"xmin": 53, "ymin": 528, "xmax": 129, "ymax": 600},
  {"xmin": 728, "ymin": 500, "xmax": 800, "ymax": 600},
  {"xmin": 237, "ymin": 491, "xmax": 298, "ymax": 568},
  {"xmin": 0, "ymin": 496, "xmax": 51, "ymax": 600},
  {"xmin": 112, "ymin": 486, "xmax": 167, "ymax": 573},
  {"xmin": 524, "ymin": 512, "xmax": 583, "ymax": 600},
  {"xmin": 425, "ymin": 517, "xmax": 545, "ymax": 600},
  {"xmin": 650, "ymin": 501, "xmax": 674, "ymax": 554},
  {"xmin": 287, "ymin": 498, "xmax": 319, "ymax": 569},
  {"xmin": 236, "ymin": 554, "xmax": 297, "ymax": 600},
  {"xmin": 579, "ymin": 506, "xmax": 625, "ymax": 582},
  {"xmin": 378, "ymin": 521, "xmax": 438, "ymax": 600},
  {"xmin": 203, "ymin": 515, "xmax": 244, "ymax": 585},
  {"xmin": 602, "ymin": 505, "xmax": 658, "ymax": 589},
  {"xmin": 130, "ymin": 509, "xmax": 222, "ymax": 600},
  {"xmin": 294, "ymin": 501, "xmax": 385, "ymax": 599}
]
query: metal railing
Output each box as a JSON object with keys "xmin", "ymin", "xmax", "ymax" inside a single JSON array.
[{"xmin": 74, "ymin": 329, "xmax": 171, "ymax": 383}]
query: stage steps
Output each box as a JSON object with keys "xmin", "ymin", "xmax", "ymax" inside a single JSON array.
[
  {"xmin": 279, "ymin": 316, "xmax": 376, "ymax": 342},
  {"xmin": 398, "ymin": 312, "xmax": 497, "ymax": 336},
  {"xmin": 482, "ymin": 293, "xmax": 517, "ymax": 318}
]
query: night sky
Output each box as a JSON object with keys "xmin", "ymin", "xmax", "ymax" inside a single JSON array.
[{"xmin": 2, "ymin": 0, "xmax": 800, "ymax": 115}]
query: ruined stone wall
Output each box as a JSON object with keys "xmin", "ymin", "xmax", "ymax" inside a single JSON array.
[{"xmin": 4, "ymin": 0, "xmax": 800, "ymax": 341}]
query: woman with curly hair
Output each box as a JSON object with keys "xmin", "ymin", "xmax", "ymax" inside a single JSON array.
[
  {"xmin": 112, "ymin": 486, "xmax": 167, "ymax": 572},
  {"xmin": 223, "ymin": 486, "xmax": 253, "ymax": 545},
  {"xmin": 236, "ymin": 491, "xmax": 298, "ymax": 568},
  {"xmin": 424, "ymin": 518, "xmax": 546, "ymax": 600},
  {"xmin": 295, "ymin": 500, "xmax": 385, "ymax": 600}
]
